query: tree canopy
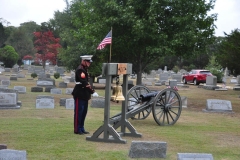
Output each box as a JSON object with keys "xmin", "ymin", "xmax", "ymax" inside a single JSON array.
[
  {"xmin": 0, "ymin": 45, "xmax": 19, "ymax": 67},
  {"xmin": 33, "ymin": 31, "xmax": 61, "ymax": 69},
  {"xmin": 57, "ymin": 0, "xmax": 217, "ymax": 84},
  {"xmin": 216, "ymin": 29, "xmax": 240, "ymax": 76}
]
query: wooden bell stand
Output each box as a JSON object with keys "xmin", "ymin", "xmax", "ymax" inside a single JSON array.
[{"xmin": 86, "ymin": 63, "xmax": 141, "ymax": 144}]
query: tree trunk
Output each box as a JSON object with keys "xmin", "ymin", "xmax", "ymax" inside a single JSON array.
[{"xmin": 136, "ymin": 61, "xmax": 142, "ymax": 85}]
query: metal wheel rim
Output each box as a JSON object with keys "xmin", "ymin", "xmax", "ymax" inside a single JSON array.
[
  {"xmin": 127, "ymin": 85, "xmax": 152, "ymax": 120},
  {"xmin": 152, "ymin": 88, "xmax": 182, "ymax": 126}
]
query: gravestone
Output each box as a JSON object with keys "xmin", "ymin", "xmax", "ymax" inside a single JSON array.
[
  {"xmin": 59, "ymin": 98, "xmax": 66, "ymax": 106},
  {"xmin": 23, "ymin": 64, "xmax": 29, "ymax": 70},
  {"xmin": 17, "ymin": 73, "xmax": 25, "ymax": 78},
  {"xmin": 233, "ymin": 75, "xmax": 240, "ymax": 90},
  {"xmin": 142, "ymin": 79, "xmax": 153, "ymax": 86},
  {"xmin": 236, "ymin": 75, "xmax": 240, "ymax": 85},
  {"xmin": 65, "ymin": 88, "xmax": 73, "ymax": 95},
  {"xmin": 1, "ymin": 80, "xmax": 10, "ymax": 86},
  {"xmin": 66, "ymin": 98, "xmax": 74, "ymax": 109},
  {"xmin": 0, "ymin": 75, "xmax": 9, "ymax": 81},
  {"xmin": 171, "ymin": 74, "xmax": 182, "ymax": 83},
  {"xmin": 169, "ymin": 80, "xmax": 177, "ymax": 88},
  {"xmin": 62, "ymin": 76, "xmax": 71, "ymax": 83},
  {"xmin": 0, "ymin": 88, "xmax": 21, "ymax": 109},
  {"xmin": 59, "ymin": 82, "xmax": 67, "ymax": 88},
  {"xmin": 4, "ymin": 68, "xmax": 11, "ymax": 72},
  {"xmin": 0, "ymin": 144, "xmax": 7, "ymax": 150},
  {"xmin": 98, "ymin": 79, "xmax": 106, "ymax": 84},
  {"xmin": 91, "ymin": 97, "xmax": 105, "ymax": 108},
  {"xmin": 28, "ymin": 67, "xmax": 34, "ymax": 74},
  {"xmin": 181, "ymin": 96, "xmax": 187, "ymax": 108},
  {"xmin": 0, "ymin": 149, "xmax": 27, "ymax": 160},
  {"xmin": 203, "ymin": 76, "xmax": 219, "ymax": 90},
  {"xmin": 44, "ymin": 86, "xmax": 55, "ymax": 92},
  {"xmin": 128, "ymin": 141, "xmax": 167, "ymax": 158},
  {"xmin": 10, "ymin": 76, "xmax": 17, "ymax": 81},
  {"xmin": 50, "ymin": 88, "xmax": 62, "ymax": 94},
  {"xmin": 159, "ymin": 73, "xmax": 169, "ymax": 82},
  {"xmin": 38, "ymin": 73, "xmax": 47, "ymax": 79},
  {"xmin": 0, "ymin": 85, "xmax": 8, "ymax": 89},
  {"xmin": 155, "ymin": 73, "xmax": 169, "ymax": 86},
  {"xmin": 14, "ymin": 86, "xmax": 26, "ymax": 94},
  {"xmin": 157, "ymin": 68, "xmax": 163, "ymax": 74},
  {"xmin": 177, "ymin": 153, "xmax": 213, "ymax": 160},
  {"xmin": 164, "ymin": 66, "xmax": 167, "ymax": 72},
  {"xmin": 56, "ymin": 67, "xmax": 65, "ymax": 75},
  {"xmin": 203, "ymin": 99, "xmax": 233, "ymax": 113},
  {"xmin": 37, "ymin": 78, "xmax": 55, "ymax": 87},
  {"xmin": 230, "ymin": 78, "xmax": 237, "ymax": 84},
  {"xmin": 12, "ymin": 67, "xmax": 19, "ymax": 73},
  {"xmin": 31, "ymin": 87, "xmax": 43, "ymax": 92},
  {"xmin": 36, "ymin": 96, "xmax": 54, "ymax": 109}
]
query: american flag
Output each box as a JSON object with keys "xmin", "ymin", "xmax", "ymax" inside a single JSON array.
[{"xmin": 97, "ymin": 30, "xmax": 112, "ymax": 50}]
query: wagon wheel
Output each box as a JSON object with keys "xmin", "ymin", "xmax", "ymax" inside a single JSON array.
[
  {"xmin": 152, "ymin": 88, "xmax": 182, "ymax": 126},
  {"xmin": 127, "ymin": 85, "xmax": 152, "ymax": 120}
]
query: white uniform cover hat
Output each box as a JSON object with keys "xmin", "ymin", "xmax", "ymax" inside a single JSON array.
[{"xmin": 80, "ymin": 55, "xmax": 93, "ymax": 62}]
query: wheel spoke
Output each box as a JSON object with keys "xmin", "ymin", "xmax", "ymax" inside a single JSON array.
[
  {"xmin": 152, "ymin": 88, "xmax": 182, "ymax": 126},
  {"xmin": 127, "ymin": 85, "xmax": 152, "ymax": 120}
]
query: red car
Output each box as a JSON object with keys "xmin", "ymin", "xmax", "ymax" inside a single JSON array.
[{"xmin": 182, "ymin": 69, "xmax": 213, "ymax": 85}]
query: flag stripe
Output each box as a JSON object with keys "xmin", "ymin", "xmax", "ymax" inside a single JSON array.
[{"xmin": 97, "ymin": 30, "xmax": 112, "ymax": 50}]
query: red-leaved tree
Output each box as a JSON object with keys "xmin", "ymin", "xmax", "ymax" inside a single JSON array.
[
  {"xmin": 23, "ymin": 55, "xmax": 33, "ymax": 60},
  {"xmin": 33, "ymin": 31, "xmax": 61, "ymax": 70}
]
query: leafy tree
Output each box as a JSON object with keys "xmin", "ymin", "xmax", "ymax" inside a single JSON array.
[
  {"xmin": 7, "ymin": 28, "xmax": 35, "ymax": 60},
  {"xmin": 0, "ymin": 23, "xmax": 7, "ymax": 47},
  {"xmin": 0, "ymin": 45, "xmax": 19, "ymax": 67},
  {"xmin": 205, "ymin": 55, "xmax": 223, "ymax": 82},
  {"xmin": 215, "ymin": 29, "xmax": 240, "ymax": 76},
  {"xmin": 60, "ymin": 0, "xmax": 217, "ymax": 84},
  {"xmin": 33, "ymin": 31, "xmax": 61, "ymax": 70},
  {"xmin": 19, "ymin": 21, "xmax": 40, "ymax": 40}
]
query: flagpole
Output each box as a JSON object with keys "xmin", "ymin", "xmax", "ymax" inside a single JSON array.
[{"xmin": 109, "ymin": 27, "xmax": 112, "ymax": 63}]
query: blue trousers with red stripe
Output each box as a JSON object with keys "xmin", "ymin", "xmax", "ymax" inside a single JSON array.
[{"xmin": 74, "ymin": 98, "xmax": 88, "ymax": 133}]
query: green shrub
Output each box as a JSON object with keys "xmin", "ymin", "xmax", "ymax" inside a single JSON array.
[
  {"xmin": 54, "ymin": 72, "xmax": 60, "ymax": 79},
  {"xmin": 209, "ymin": 68, "xmax": 223, "ymax": 83},
  {"xmin": 172, "ymin": 65, "xmax": 179, "ymax": 73},
  {"xmin": 31, "ymin": 73, "xmax": 37, "ymax": 78}
]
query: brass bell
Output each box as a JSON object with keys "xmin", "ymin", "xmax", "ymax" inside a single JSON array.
[
  {"xmin": 115, "ymin": 86, "xmax": 125, "ymax": 102},
  {"xmin": 111, "ymin": 86, "xmax": 117, "ymax": 101}
]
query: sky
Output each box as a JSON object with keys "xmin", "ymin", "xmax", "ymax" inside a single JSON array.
[{"xmin": 0, "ymin": 0, "xmax": 240, "ymax": 37}]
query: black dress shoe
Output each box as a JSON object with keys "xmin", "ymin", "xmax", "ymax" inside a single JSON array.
[
  {"xmin": 82, "ymin": 131, "xmax": 90, "ymax": 134},
  {"xmin": 74, "ymin": 132, "xmax": 84, "ymax": 135}
]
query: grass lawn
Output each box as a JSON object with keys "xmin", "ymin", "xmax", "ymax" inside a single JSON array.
[{"xmin": 0, "ymin": 70, "xmax": 240, "ymax": 160}]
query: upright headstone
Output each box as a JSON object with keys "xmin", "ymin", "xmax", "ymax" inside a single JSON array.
[
  {"xmin": 177, "ymin": 153, "xmax": 213, "ymax": 160},
  {"xmin": 65, "ymin": 88, "xmax": 73, "ymax": 95},
  {"xmin": 129, "ymin": 141, "xmax": 167, "ymax": 158},
  {"xmin": 203, "ymin": 76, "xmax": 219, "ymax": 90},
  {"xmin": 164, "ymin": 66, "xmax": 167, "ymax": 72},
  {"xmin": 203, "ymin": 99, "xmax": 233, "ymax": 113},
  {"xmin": 91, "ymin": 97, "xmax": 105, "ymax": 108},
  {"xmin": 171, "ymin": 74, "xmax": 182, "ymax": 84},
  {"xmin": 14, "ymin": 86, "xmax": 26, "ymax": 94},
  {"xmin": 50, "ymin": 88, "xmax": 62, "ymax": 94},
  {"xmin": 169, "ymin": 80, "xmax": 177, "ymax": 88},
  {"xmin": 0, "ymin": 149, "xmax": 27, "ymax": 160},
  {"xmin": 0, "ymin": 88, "xmax": 21, "ymax": 109},
  {"xmin": 65, "ymin": 98, "xmax": 74, "ymax": 109},
  {"xmin": 37, "ymin": 78, "xmax": 55, "ymax": 87},
  {"xmin": 1, "ymin": 80, "xmax": 10, "ymax": 86},
  {"xmin": 36, "ymin": 96, "xmax": 54, "ymax": 109},
  {"xmin": 4, "ymin": 68, "xmax": 11, "ymax": 72}
]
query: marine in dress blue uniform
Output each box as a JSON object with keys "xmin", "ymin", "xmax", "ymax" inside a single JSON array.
[{"xmin": 72, "ymin": 55, "xmax": 94, "ymax": 135}]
